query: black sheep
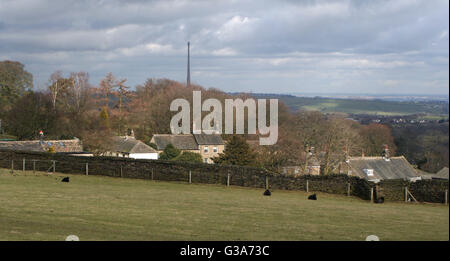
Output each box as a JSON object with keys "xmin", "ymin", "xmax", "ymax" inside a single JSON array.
[
  {"xmin": 375, "ymin": 197, "xmax": 384, "ymax": 204},
  {"xmin": 263, "ymin": 189, "xmax": 271, "ymax": 196},
  {"xmin": 308, "ymin": 194, "xmax": 317, "ymax": 200},
  {"xmin": 61, "ymin": 177, "xmax": 70, "ymax": 182}
]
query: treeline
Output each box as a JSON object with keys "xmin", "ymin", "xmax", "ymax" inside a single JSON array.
[
  {"xmin": 1, "ymin": 60, "xmax": 399, "ymax": 173},
  {"xmin": 393, "ymin": 122, "xmax": 449, "ymax": 173}
]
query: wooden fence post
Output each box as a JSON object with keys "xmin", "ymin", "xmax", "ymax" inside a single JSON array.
[
  {"xmin": 227, "ymin": 171, "xmax": 230, "ymax": 187},
  {"xmin": 405, "ymin": 187, "xmax": 408, "ymax": 203},
  {"xmin": 85, "ymin": 163, "xmax": 89, "ymax": 176},
  {"xmin": 10, "ymin": 160, "xmax": 14, "ymax": 174},
  {"xmin": 370, "ymin": 187, "xmax": 374, "ymax": 203},
  {"xmin": 445, "ymin": 190, "xmax": 448, "ymax": 205},
  {"xmin": 265, "ymin": 176, "xmax": 269, "ymax": 190},
  {"xmin": 151, "ymin": 168, "xmax": 154, "ymax": 180},
  {"xmin": 23, "ymin": 158, "xmax": 25, "ymax": 172},
  {"xmin": 52, "ymin": 160, "xmax": 55, "ymax": 174},
  {"xmin": 189, "ymin": 170, "xmax": 192, "ymax": 184},
  {"xmin": 33, "ymin": 160, "xmax": 36, "ymax": 174},
  {"xmin": 347, "ymin": 183, "xmax": 351, "ymax": 197},
  {"xmin": 306, "ymin": 180, "xmax": 309, "ymax": 193},
  {"xmin": 120, "ymin": 165, "xmax": 123, "ymax": 178}
]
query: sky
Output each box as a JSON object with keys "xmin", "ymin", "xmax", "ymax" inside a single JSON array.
[{"xmin": 0, "ymin": 0, "xmax": 448, "ymax": 95}]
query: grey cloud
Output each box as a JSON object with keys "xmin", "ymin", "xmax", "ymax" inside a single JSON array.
[{"xmin": 0, "ymin": 0, "xmax": 447, "ymax": 94}]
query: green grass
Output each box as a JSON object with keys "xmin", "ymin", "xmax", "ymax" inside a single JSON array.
[{"xmin": 0, "ymin": 169, "xmax": 448, "ymax": 241}]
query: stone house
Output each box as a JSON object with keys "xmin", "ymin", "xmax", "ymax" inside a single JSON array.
[{"xmin": 150, "ymin": 134, "xmax": 225, "ymax": 163}]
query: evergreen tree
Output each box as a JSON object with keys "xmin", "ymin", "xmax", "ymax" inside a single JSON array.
[
  {"xmin": 159, "ymin": 143, "xmax": 181, "ymax": 160},
  {"xmin": 99, "ymin": 107, "xmax": 110, "ymax": 130},
  {"xmin": 212, "ymin": 135, "xmax": 257, "ymax": 166}
]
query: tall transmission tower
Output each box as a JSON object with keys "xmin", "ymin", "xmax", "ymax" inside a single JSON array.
[{"xmin": 187, "ymin": 41, "xmax": 190, "ymax": 88}]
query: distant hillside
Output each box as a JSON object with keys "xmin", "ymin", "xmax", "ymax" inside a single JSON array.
[{"xmin": 249, "ymin": 94, "xmax": 449, "ymax": 116}]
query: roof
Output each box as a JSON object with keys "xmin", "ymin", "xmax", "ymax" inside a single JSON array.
[
  {"xmin": 416, "ymin": 167, "xmax": 449, "ymax": 180},
  {"xmin": 0, "ymin": 139, "xmax": 83, "ymax": 153},
  {"xmin": 436, "ymin": 167, "xmax": 449, "ymax": 180},
  {"xmin": 151, "ymin": 134, "xmax": 199, "ymax": 150},
  {"xmin": 346, "ymin": 156, "xmax": 421, "ymax": 181},
  {"xmin": 111, "ymin": 136, "xmax": 157, "ymax": 154},
  {"xmin": 193, "ymin": 134, "xmax": 224, "ymax": 145}
]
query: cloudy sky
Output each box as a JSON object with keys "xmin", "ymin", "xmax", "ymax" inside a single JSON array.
[{"xmin": 0, "ymin": 0, "xmax": 448, "ymax": 95}]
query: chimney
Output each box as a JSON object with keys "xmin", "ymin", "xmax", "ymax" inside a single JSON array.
[
  {"xmin": 39, "ymin": 130, "xmax": 44, "ymax": 141},
  {"xmin": 382, "ymin": 145, "xmax": 390, "ymax": 161}
]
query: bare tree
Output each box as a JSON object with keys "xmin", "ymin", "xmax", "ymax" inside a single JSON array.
[
  {"xmin": 99, "ymin": 72, "xmax": 117, "ymax": 108},
  {"xmin": 49, "ymin": 71, "xmax": 62, "ymax": 110},
  {"xmin": 69, "ymin": 72, "xmax": 90, "ymax": 113}
]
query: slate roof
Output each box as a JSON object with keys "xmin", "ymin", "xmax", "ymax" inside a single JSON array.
[
  {"xmin": 416, "ymin": 169, "xmax": 435, "ymax": 180},
  {"xmin": 111, "ymin": 136, "xmax": 157, "ymax": 154},
  {"xmin": 0, "ymin": 139, "xmax": 83, "ymax": 153},
  {"xmin": 346, "ymin": 156, "xmax": 421, "ymax": 182},
  {"xmin": 436, "ymin": 167, "xmax": 449, "ymax": 180},
  {"xmin": 151, "ymin": 134, "xmax": 199, "ymax": 150},
  {"xmin": 193, "ymin": 134, "xmax": 224, "ymax": 145}
]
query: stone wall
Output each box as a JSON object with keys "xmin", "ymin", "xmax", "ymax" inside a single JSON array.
[{"xmin": 0, "ymin": 149, "xmax": 447, "ymax": 203}]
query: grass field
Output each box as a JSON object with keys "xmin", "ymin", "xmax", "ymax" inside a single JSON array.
[
  {"xmin": 252, "ymin": 94, "xmax": 449, "ymax": 116},
  {"xmin": 0, "ymin": 168, "xmax": 448, "ymax": 241}
]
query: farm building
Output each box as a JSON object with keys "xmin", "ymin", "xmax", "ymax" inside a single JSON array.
[
  {"xmin": 0, "ymin": 139, "xmax": 83, "ymax": 153},
  {"xmin": 339, "ymin": 156, "xmax": 422, "ymax": 183},
  {"xmin": 151, "ymin": 134, "xmax": 225, "ymax": 163},
  {"xmin": 436, "ymin": 167, "xmax": 449, "ymax": 180},
  {"xmin": 102, "ymin": 136, "xmax": 158, "ymax": 160},
  {"xmin": 420, "ymin": 167, "xmax": 449, "ymax": 180}
]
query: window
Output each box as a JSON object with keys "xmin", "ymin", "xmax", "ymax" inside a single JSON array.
[
  {"xmin": 204, "ymin": 158, "xmax": 209, "ymax": 163},
  {"xmin": 364, "ymin": 169, "xmax": 374, "ymax": 176},
  {"xmin": 213, "ymin": 146, "xmax": 218, "ymax": 153},
  {"xmin": 204, "ymin": 146, "xmax": 209, "ymax": 153}
]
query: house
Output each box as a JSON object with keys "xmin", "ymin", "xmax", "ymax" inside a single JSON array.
[
  {"xmin": 339, "ymin": 156, "xmax": 421, "ymax": 183},
  {"xmin": 193, "ymin": 134, "xmax": 225, "ymax": 163},
  {"xmin": 150, "ymin": 134, "xmax": 225, "ymax": 163},
  {"xmin": 103, "ymin": 136, "xmax": 158, "ymax": 160},
  {"xmin": 281, "ymin": 147, "xmax": 321, "ymax": 176},
  {"xmin": 281, "ymin": 157, "xmax": 321, "ymax": 176},
  {"xmin": 0, "ymin": 139, "xmax": 83, "ymax": 153}
]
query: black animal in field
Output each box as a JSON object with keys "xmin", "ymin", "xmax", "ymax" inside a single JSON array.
[
  {"xmin": 308, "ymin": 194, "xmax": 317, "ymax": 200},
  {"xmin": 263, "ymin": 189, "xmax": 271, "ymax": 196},
  {"xmin": 375, "ymin": 197, "xmax": 384, "ymax": 204},
  {"xmin": 61, "ymin": 177, "xmax": 70, "ymax": 182}
]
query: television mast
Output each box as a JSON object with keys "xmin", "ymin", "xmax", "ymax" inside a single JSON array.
[{"xmin": 187, "ymin": 41, "xmax": 191, "ymax": 88}]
